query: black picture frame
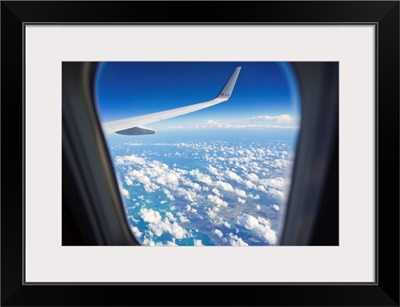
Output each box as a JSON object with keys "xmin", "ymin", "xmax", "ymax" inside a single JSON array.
[{"xmin": 2, "ymin": 1, "xmax": 399, "ymax": 306}]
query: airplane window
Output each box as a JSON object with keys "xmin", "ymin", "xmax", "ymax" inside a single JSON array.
[{"xmin": 93, "ymin": 62, "xmax": 301, "ymax": 246}]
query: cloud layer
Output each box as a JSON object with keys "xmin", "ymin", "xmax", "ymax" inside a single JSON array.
[
  {"xmin": 156, "ymin": 114, "xmax": 299, "ymax": 131},
  {"xmin": 113, "ymin": 138, "xmax": 292, "ymax": 246}
]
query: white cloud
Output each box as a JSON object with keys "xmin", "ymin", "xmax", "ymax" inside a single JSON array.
[
  {"xmin": 222, "ymin": 221, "xmax": 231, "ymax": 229},
  {"xmin": 257, "ymin": 185, "xmax": 268, "ymax": 193},
  {"xmin": 249, "ymin": 114, "xmax": 294, "ymax": 124},
  {"xmin": 215, "ymin": 180, "xmax": 234, "ymax": 192},
  {"xmin": 165, "ymin": 212, "xmax": 176, "ymax": 222},
  {"xmin": 247, "ymin": 173, "xmax": 259, "ymax": 182},
  {"xmin": 226, "ymin": 170, "xmax": 243, "ymax": 183},
  {"xmin": 175, "ymin": 187, "xmax": 198, "ymax": 202},
  {"xmin": 212, "ymin": 188, "xmax": 222, "ymax": 197},
  {"xmin": 147, "ymin": 216, "xmax": 187, "ymax": 240},
  {"xmin": 270, "ymin": 158, "xmax": 288, "ymax": 169},
  {"xmin": 140, "ymin": 208, "xmax": 162, "ymax": 224},
  {"xmin": 214, "ymin": 229, "xmax": 223, "ymax": 238},
  {"xmin": 120, "ymin": 187, "xmax": 129, "ymax": 199},
  {"xmin": 165, "ymin": 239, "xmax": 178, "ymax": 246},
  {"xmin": 207, "ymin": 194, "xmax": 228, "ymax": 207},
  {"xmin": 236, "ymin": 214, "xmax": 277, "ymax": 245},
  {"xmin": 191, "ymin": 114, "xmax": 298, "ymax": 130},
  {"xmin": 206, "ymin": 208, "xmax": 218, "ymax": 219},
  {"xmin": 163, "ymin": 189, "xmax": 175, "ymax": 201},
  {"xmin": 207, "ymin": 165, "xmax": 220, "ymax": 176},
  {"xmin": 124, "ymin": 176, "xmax": 133, "ymax": 186},
  {"xmin": 142, "ymin": 238, "xmax": 155, "ymax": 246},
  {"xmin": 244, "ymin": 180, "xmax": 257, "ymax": 189},
  {"xmin": 190, "ymin": 169, "xmax": 213, "ymax": 185},
  {"xmin": 229, "ymin": 233, "xmax": 248, "ymax": 246},
  {"xmin": 260, "ymin": 177, "xmax": 285, "ymax": 189},
  {"xmin": 268, "ymin": 188, "xmax": 285, "ymax": 200},
  {"xmin": 194, "ymin": 239, "xmax": 203, "ymax": 246},
  {"xmin": 181, "ymin": 178, "xmax": 201, "ymax": 191},
  {"xmin": 115, "ymin": 154, "xmax": 147, "ymax": 165},
  {"xmin": 169, "ymin": 222, "xmax": 186, "ymax": 239},
  {"xmin": 128, "ymin": 169, "xmax": 159, "ymax": 192},
  {"xmin": 238, "ymin": 198, "xmax": 246, "ymax": 204},
  {"xmin": 235, "ymin": 188, "xmax": 247, "ymax": 198},
  {"xmin": 272, "ymin": 204, "xmax": 280, "ymax": 211},
  {"xmin": 131, "ymin": 226, "xmax": 142, "ymax": 238},
  {"xmin": 178, "ymin": 214, "xmax": 189, "ymax": 223}
]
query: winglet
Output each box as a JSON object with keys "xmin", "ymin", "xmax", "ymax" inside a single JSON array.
[{"xmin": 216, "ymin": 66, "xmax": 241, "ymax": 100}]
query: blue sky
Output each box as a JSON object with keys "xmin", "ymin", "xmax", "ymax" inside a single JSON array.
[{"xmin": 94, "ymin": 62, "xmax": 301, "ymax": 131}]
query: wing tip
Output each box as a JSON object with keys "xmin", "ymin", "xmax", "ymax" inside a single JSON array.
[{"xmin": 217, "ymin": 66, "xmax": 242, "ymax": 98}]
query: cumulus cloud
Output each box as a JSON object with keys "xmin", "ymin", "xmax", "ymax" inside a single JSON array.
[
  {"xmin": 165, "ymin": 239, "xmax": 178, "ymax": 246},
  {"xmin": 207, "ymin": 165, "xmax": 221, "ymax": 177},
  {"xmin": 140, "ymin": 208, "xmax": 162, "ymax": 224},
  {"xmin": 244, "ymin": 180, "xmax": 257, "ymax": 189},
  {"xmin": 194, "ymin": 239, "xmax": 203, "ymax": 246},
  {"xmin": 212, "ymin": 188, "xmax": 222, "ymax": 197},
  {"xmin": 268, "ymin": 188, "xmax": 285, "ymax": 200},
  {"xmin": 175, "ymin": 187, "xmax": 198, "ymax": 202},
  {"xmin": 272, "ymin": 204, "xmax": 280, "ymax": 211},
  {"xmin": 177, "ymin": 212, "xmax": 189, "ymax": 223},
  {"xmin": 214, "ymin": 229, "xmax": 223, "ymax": 238},
  {"xmin": 190, "ymin": 169, "xmax": 213, "ymax": 185},
  {"xmin": 229, "ymin": 233, "xmax": 248, "ymax": 246},
  {"xmin": 238, "ymin": 198, "xmax": 246, "ymax": 204},
  {"xmin": 236, "ymin": 214, "xmax": 277, "ymax": 245},
  {"xmin": 115, "ymin": 154, "xmax": 147, "ymax": 165},
  {"xmin": 235, "ymin": 188, "xmax": 247, "ymax": 198},
  {"xmin": 270, "ymin": 158, "xmax": 288, "ymax": 169},
  {"xmin": 163, "ymin": 189, "xmax": 175, "ymax": 201},
  {"xmin": 165, "ymin": 212, "xmax": 176, "ymax": 222},
  {"xmin": 131, "ymin": 226, "xmax": 142, "ymax": 238},
  {"xmin": 128, "ymin": 169, "xmax": 159, "ymax": 192},
  {"xmin": 260, "ymin": 177, "xmax": 285, "ymax": 189},
  {"xmin": 206, "ymin": 208, "xmax": 218, "ymax": 220},
  {"xmin": 226, "ymin": 170, "xmax": 243, "ymax": 183},
  {"xmin": 142, "ymin": 238, "xmax": 156, "ymax": 246},
  {"xmin": 124, "ymin": 176, "xmax": 133, "ymax": 186},
  {"xmin": 140, "ymin": 208, "xmax": 187, "ymax": 240},
  {"xmin": 181, "ymin": 178, "xmax": 201, "ymax": 191},
  {"xmin": 150, "ymin": 219, "xmax": 186, "ymax": 239},
  {"xmin": 120, "ymin": 187, "xmax": 129, "ymax": 199},
  {"xmin": 215, "ymin": 180, "xmax": 234, "ymax": 192},
  {"xmin": 222, "ymin": 221, "xmax": 231, "ymax": 229},
  {"xmin": 207, "ymin": 194, "xmax": 228, "ymax": 207},
  {"xmin": 247, "ymin": 173, "xmax": 259, "ymax": 182}
]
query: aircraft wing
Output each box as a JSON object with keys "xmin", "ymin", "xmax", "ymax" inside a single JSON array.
[{"xmin": 102, "ymin": 66, "xmax": 241, "ymax": 135}]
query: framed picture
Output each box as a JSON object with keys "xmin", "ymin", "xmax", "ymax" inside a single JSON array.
[{"xmin": 2, "ymin": 1, "xmax": 399, "ymax": 306}]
